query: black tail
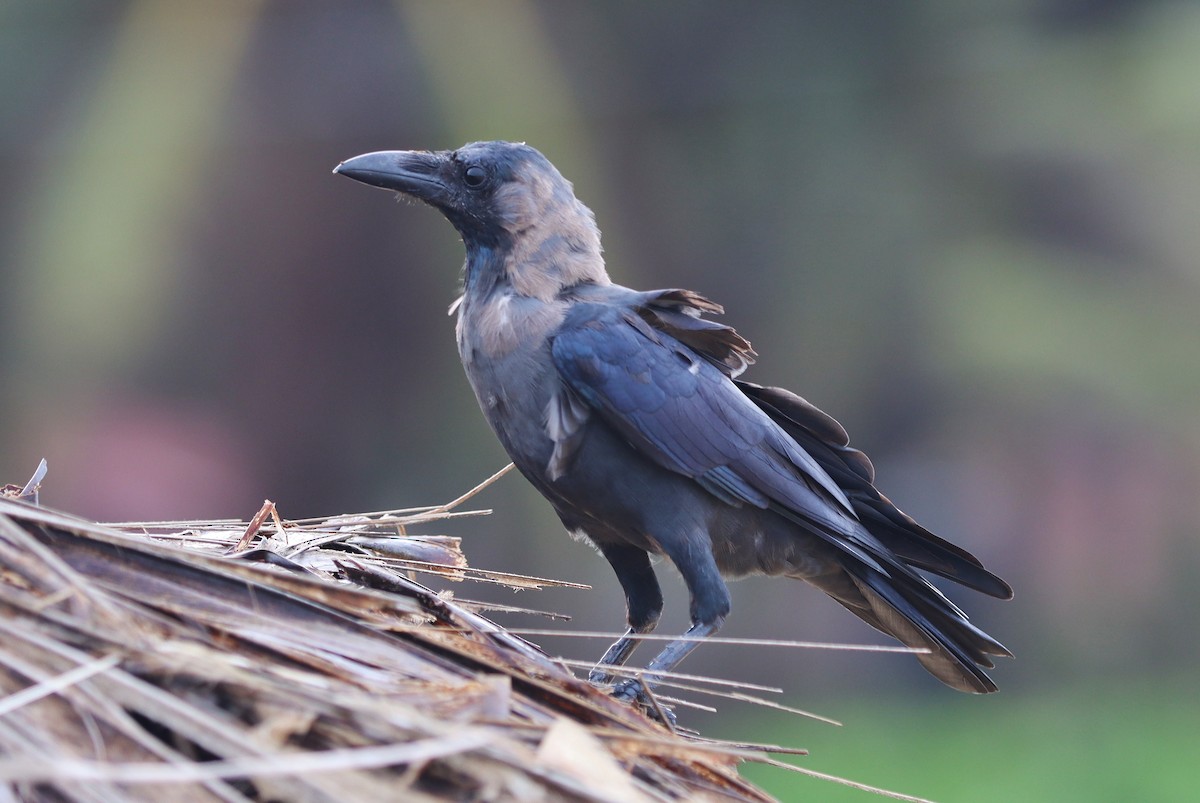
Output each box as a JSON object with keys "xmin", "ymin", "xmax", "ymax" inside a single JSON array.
[
  {"xmin": 840, "ymin": 560, "xmax": 1011, "ymax": 692},
  {"xmin": 739, "ymin": 380, "xmax": 1013, "ymax": 691}
]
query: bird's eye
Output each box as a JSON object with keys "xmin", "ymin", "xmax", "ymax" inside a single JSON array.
[{"xmin": 464, "ymin": 165, "xmax": 487, "ymax": 188}]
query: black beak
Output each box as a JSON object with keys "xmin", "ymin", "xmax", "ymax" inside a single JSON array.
[{"xmin": 333, "ymin": 150, "xmax": 449, "ymax": 202}]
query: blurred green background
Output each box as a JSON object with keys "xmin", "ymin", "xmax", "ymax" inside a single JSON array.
[{"xmin": 2, "ymin": 2, "xmax": 1197, "ymax": 800}]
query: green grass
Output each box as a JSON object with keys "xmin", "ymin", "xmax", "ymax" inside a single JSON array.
[{"xmin": 733, "ymin": 677, "xmax": 1197, "ymax": 802}]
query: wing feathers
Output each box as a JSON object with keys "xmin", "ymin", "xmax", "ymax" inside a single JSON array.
[
  {"xmin": 544, "ymin": 384, "xmax": 591, "ymax": 481},
  {"xmin": 552, "ymin": 303, "xmax": 855, "ymax": 523}
]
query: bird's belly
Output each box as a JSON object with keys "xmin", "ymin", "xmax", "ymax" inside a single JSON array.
[
  {"xmin": 705, "ymin": 508, "xmax": 833, "ymax": 579},
  {"xmin": 549, "ymin": 422, "xmax": 833, "ymax": 579}
]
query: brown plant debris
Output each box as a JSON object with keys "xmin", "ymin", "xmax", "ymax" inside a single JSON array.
[{"xmin": 0, "ymin": 468, "xmax": 777, "ymax": 803}]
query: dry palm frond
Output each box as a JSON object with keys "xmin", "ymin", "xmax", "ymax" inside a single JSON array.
[{"xmin": 0, "ymin": 467, "xmax": 776, "ymax": 803}]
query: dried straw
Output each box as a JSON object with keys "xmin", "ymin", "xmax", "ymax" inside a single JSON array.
[{"xmin": 0, "ymin": 469, "xmax": 776, "ymax": 802}]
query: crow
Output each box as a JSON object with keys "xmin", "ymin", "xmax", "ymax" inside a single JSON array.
[{"xmin": 334, "ymin": 141, "xmax": 1012, "ymax": 706}]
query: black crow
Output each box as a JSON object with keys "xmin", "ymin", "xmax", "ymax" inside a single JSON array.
[{"xmin": 334, "ymin": 142, "xmax": 1012, "ymax": 705}]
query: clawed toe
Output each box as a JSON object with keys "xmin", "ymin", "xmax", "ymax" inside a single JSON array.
[{"xmin": 610, "ymin": 678, "xmax": 676, "ymax": 727}]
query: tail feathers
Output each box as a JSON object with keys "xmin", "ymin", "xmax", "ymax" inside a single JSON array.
[
  {"xmin": 855, "ymin": 500, "xmax": 1013, "ymax": 600},
  {"xmin": 736, "ymin": 379, "xmax": 1013, "ymax": 691},
  {"xmin": 737, "ymin": 380, "xmax": 1013, "ymax": 600},
  {"xmin": 836, "ymin": 563, "xmax": 1012, "ymax": 693}
]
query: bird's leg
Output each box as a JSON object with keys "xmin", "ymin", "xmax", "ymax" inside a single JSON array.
[
  {"xmin": 611, "ymin": 620, "xmax": 723, "ymax": 702},
  {"xmin": 611, "ymin": 532, "xmax": 730, "ymax": 715},
  {"xmin": 589, "ymin": 543, "xmax": 662, "ymax": 685},
  {"xmin": 590, "ymin": 627, "xmax": 643, "ymax": 686}
]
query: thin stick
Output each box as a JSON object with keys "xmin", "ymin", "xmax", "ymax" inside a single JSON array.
[
  {"xmin": 683, "ymin": 735, "xmax": 809, "ymax": 757},
  {"xmin": 506, "ymin": 629, "xmax": 930, "ymax": 654},
  {"xmin": 635, "ymin": 672, "xmax": 677, "ymax": 732},
  {"xmin": 753, "ymin": 755, "xmax": 936, "ymax": 803},
  {"xmin": 451, "ymin": 598, "xmax": 572, "ymax": 621},
  {"xmin": 554, "ymin": 657, "xmax": 782, "ymax": 694},
  {"xmin": 0, "ymin": 731, "xmax": 497, "ymax": 784},
  {"xmin": 429, "ymin": 462, "xmax": 515, "ymax": 513},
  {"xmin": 348, "ymin": 557, "xmax": 591, "ymax": 590},
  {"xmin": 102, "ymin": 518, "xmax": 245, "ymax": 528},
  {"xmin": 0, "ymin": 654, "xmax": 121, "ymax": 717},
  {"xmin": 230, "ymin": 499, "xmax": 275, "ymax": 553},
  {"xmin": 287, "ymin": 507, "xmax": 491, "ymax": 529},
  {"xmin": 651, "ymin": 693, "xmax": 716, "ymax": 715},
  {"xmin": 665, "ymin": 684, "xmax": 841, "ymax": 727},
  {"xmin": 103, "ymin": 464, "xmax": 515, "ymax": 533},
  {"xmin": 554, "ymin": 658, "xmax": 841, "ymax": 726}
]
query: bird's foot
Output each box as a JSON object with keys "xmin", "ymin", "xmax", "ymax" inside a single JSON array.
[
  {"xmin": 611, "ymin": 678, "xmax": 676, "ymax": 729},
  {"xmin": 610, "ymin": 677, "xmax": 643, "ymax": 703}
]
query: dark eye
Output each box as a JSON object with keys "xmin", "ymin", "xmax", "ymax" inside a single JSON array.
[{"xmin": 464, "ymin": 165, "xmax": 487, "ymax": 188}]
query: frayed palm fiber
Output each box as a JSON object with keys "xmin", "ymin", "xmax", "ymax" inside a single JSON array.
[{"xmin": 0, "ymin": 476, "xmax": 773, "ymax": 803}]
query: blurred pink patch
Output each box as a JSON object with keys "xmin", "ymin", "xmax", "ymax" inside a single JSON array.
[{"xmin": 35, "ymin": 397, "xmax": 257, "ymax": 521}]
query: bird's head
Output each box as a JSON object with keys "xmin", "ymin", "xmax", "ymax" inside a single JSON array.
[{"xmin": 335, "ymin": 141, "xmax": 607, "ymax": 299}]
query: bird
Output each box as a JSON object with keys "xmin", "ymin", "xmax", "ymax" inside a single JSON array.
[{"xmin": 334, "ymin": 141, "xmax": 1012, "ymax": 706}]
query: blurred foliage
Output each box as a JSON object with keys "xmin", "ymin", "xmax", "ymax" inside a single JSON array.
[
  {"xmin": 13, "ymin": 2, "xmax": 257, "ymax": 386},
  {"xmin": 737, "ymin": 675, "xmax": 1199, "ymax": 802},
  {"xmin": 1, "ymin": 1, "xmax": 1197, "ymax": 798}
]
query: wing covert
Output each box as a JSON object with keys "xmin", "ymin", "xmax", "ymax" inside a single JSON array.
[{"xmin": 549, "ymin": 302, "xmax": 856, "ymax": 528}]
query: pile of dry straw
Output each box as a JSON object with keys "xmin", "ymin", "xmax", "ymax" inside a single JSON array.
[{"xmin": 0, "ymin": 465, "xmax": 796, "ymax": 802}]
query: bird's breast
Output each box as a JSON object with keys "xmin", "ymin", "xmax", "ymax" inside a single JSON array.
[
  {"xmin": 456, "ymin": 292, "xmax": 570, "ymax": 466},
  {"xmin": 458, "ymin": 291, "xmax": 568, "ymax": 361}
]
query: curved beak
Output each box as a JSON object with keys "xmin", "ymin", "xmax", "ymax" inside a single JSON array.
[{"xmin": 333, "ymin": 150, "xmax": 449, "ymax": 202}]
